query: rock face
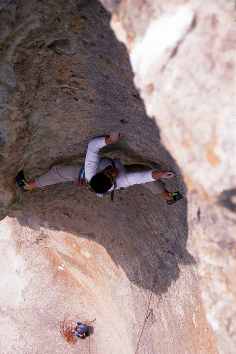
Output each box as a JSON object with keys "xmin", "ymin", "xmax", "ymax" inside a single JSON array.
[
  {"xmin": 107, "ymin": 0, "xmax": 236, "ymax": 200},
  {"xmin": 99, "ymin": 0, "xmax": 236, "ymax": 353},
  {"xmin": 0, "ymin": 0, "xmax": 232, "ymax": 353}
]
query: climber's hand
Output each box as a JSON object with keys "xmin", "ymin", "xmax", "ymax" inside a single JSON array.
[
  {"xmin": 105, "ymin": 132, "xmax": 122, "ymax": 145},
  {"xmin": 152, "ymin": 170, "xmax": 175, "ymax": 180}
]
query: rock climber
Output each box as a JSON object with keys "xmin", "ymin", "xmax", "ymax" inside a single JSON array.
[
  {"xmin": 73, "ymin": 322, "xmax": 90, "ymax": 339},
  {"xmin": 16, "ymin": 132, "xmax": 182, "ymax": 204}
]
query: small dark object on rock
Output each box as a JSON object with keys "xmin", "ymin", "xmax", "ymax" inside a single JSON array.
[
  {"xmin": 15, "ymin": 170, "xmax": 27, "ymax": 190},
  {"xmin": 197, "ymin": 207, "xmax": 201, "ymax": 221},
  {"xmin": 132, "ymin": 92, "xmax": 141, "ymax": 100},
  {"xmin": 167, "ymin": 191, "xmax": 183, "ymax": 205},
  {"xmin": 74, "ymin": 322, "xmax": 90, "ymax": 339}
]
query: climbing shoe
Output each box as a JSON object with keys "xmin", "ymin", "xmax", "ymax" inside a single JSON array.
[
  {"xmin": 167, "ymin": 191, "xmax": 183, "ymax": 205},
  {"xmin": 15, "ymin": 170, "xmax": 30, "ymax": 191}
]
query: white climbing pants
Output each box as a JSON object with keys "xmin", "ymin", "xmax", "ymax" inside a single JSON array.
[{"xmin": 35, "ymin": 165, "xmax": 80, "ymax": 188}]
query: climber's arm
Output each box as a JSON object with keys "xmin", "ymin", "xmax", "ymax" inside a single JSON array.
[
  {"xmin": 85, "ymin": 133, "xmax": 121, "ymax": 182},
  {"xmin": 118, "ymin": 170, "xmax": 156, "ymax": 188},
  {"xmin": 116, "ymin": 170, "xmax": 173, "ymax": 189}
]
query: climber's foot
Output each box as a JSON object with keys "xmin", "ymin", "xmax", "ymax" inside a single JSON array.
[
  {"xmin": 166, "ymin": 191, "xmax": 183, "ymax": 205},
  {"xmin": 15, "ymin": 170, "xmax": 33, "ymax": 191}
]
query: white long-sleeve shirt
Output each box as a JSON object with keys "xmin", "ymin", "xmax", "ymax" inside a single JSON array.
[{"xmin": 84, "ymin": 137, "xmax": 155, "ymax": 191}]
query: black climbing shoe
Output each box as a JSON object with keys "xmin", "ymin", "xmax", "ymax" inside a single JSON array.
[
  {"xmin": 15, "ymin": 170, "xmax": 28, "ymax": 190},
  {"xmin": 167, "ymin": 191, "xmax": 183, "ymax": 205}
]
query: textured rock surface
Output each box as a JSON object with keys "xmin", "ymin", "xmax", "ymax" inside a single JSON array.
[
  {"xmin": 108, "ymin": 0, "xmax": 236, "ymax": 199},
  {"xmin": 98, "ymin": 0, "xmax": 236, "ymax": 353},
  {"xmin": 0, "ymin": 0, "xmax": 230, "ymax": 353},
  {"xmin": 1, "ymin": 198, "xmax": 217, "ymax": 354}
]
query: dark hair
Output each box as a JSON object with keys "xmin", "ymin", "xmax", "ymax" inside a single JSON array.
[{"xmin": 89, "ymin": 172, "xmax": 113, "ymax": 194}]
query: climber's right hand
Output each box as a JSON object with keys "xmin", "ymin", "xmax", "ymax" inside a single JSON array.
[{"xmin": 105, "ymin": 132, "xmax": 122, "ymax": 145}]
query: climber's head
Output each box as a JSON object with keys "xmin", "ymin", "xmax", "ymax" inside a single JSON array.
[{"xmin": 89, "ymin": 165, "xmax": 118, "ymax": 194}]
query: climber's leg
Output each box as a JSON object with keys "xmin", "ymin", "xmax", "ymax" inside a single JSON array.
[
  {"xmin": 16, "ymin": 165, "xmax": 80, "ymax": 191},
  {"xmin": 35, "ymin": 165, "xmax": 80, "ymax": 187}
]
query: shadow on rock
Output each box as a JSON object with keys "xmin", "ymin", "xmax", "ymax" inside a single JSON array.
[{"xmin": 12, "ymin": 178, "xmax": 194, "ymax": 295}]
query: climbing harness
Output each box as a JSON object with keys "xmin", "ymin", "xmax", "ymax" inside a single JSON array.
[{"xmin": 78, "ymin": 164, "xmax": 87, "ymax": 186}]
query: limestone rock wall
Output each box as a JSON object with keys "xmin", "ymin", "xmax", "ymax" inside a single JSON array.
[{"xmin": 99, "ymin": 0, "xmax": 236, "ymax": 353}]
